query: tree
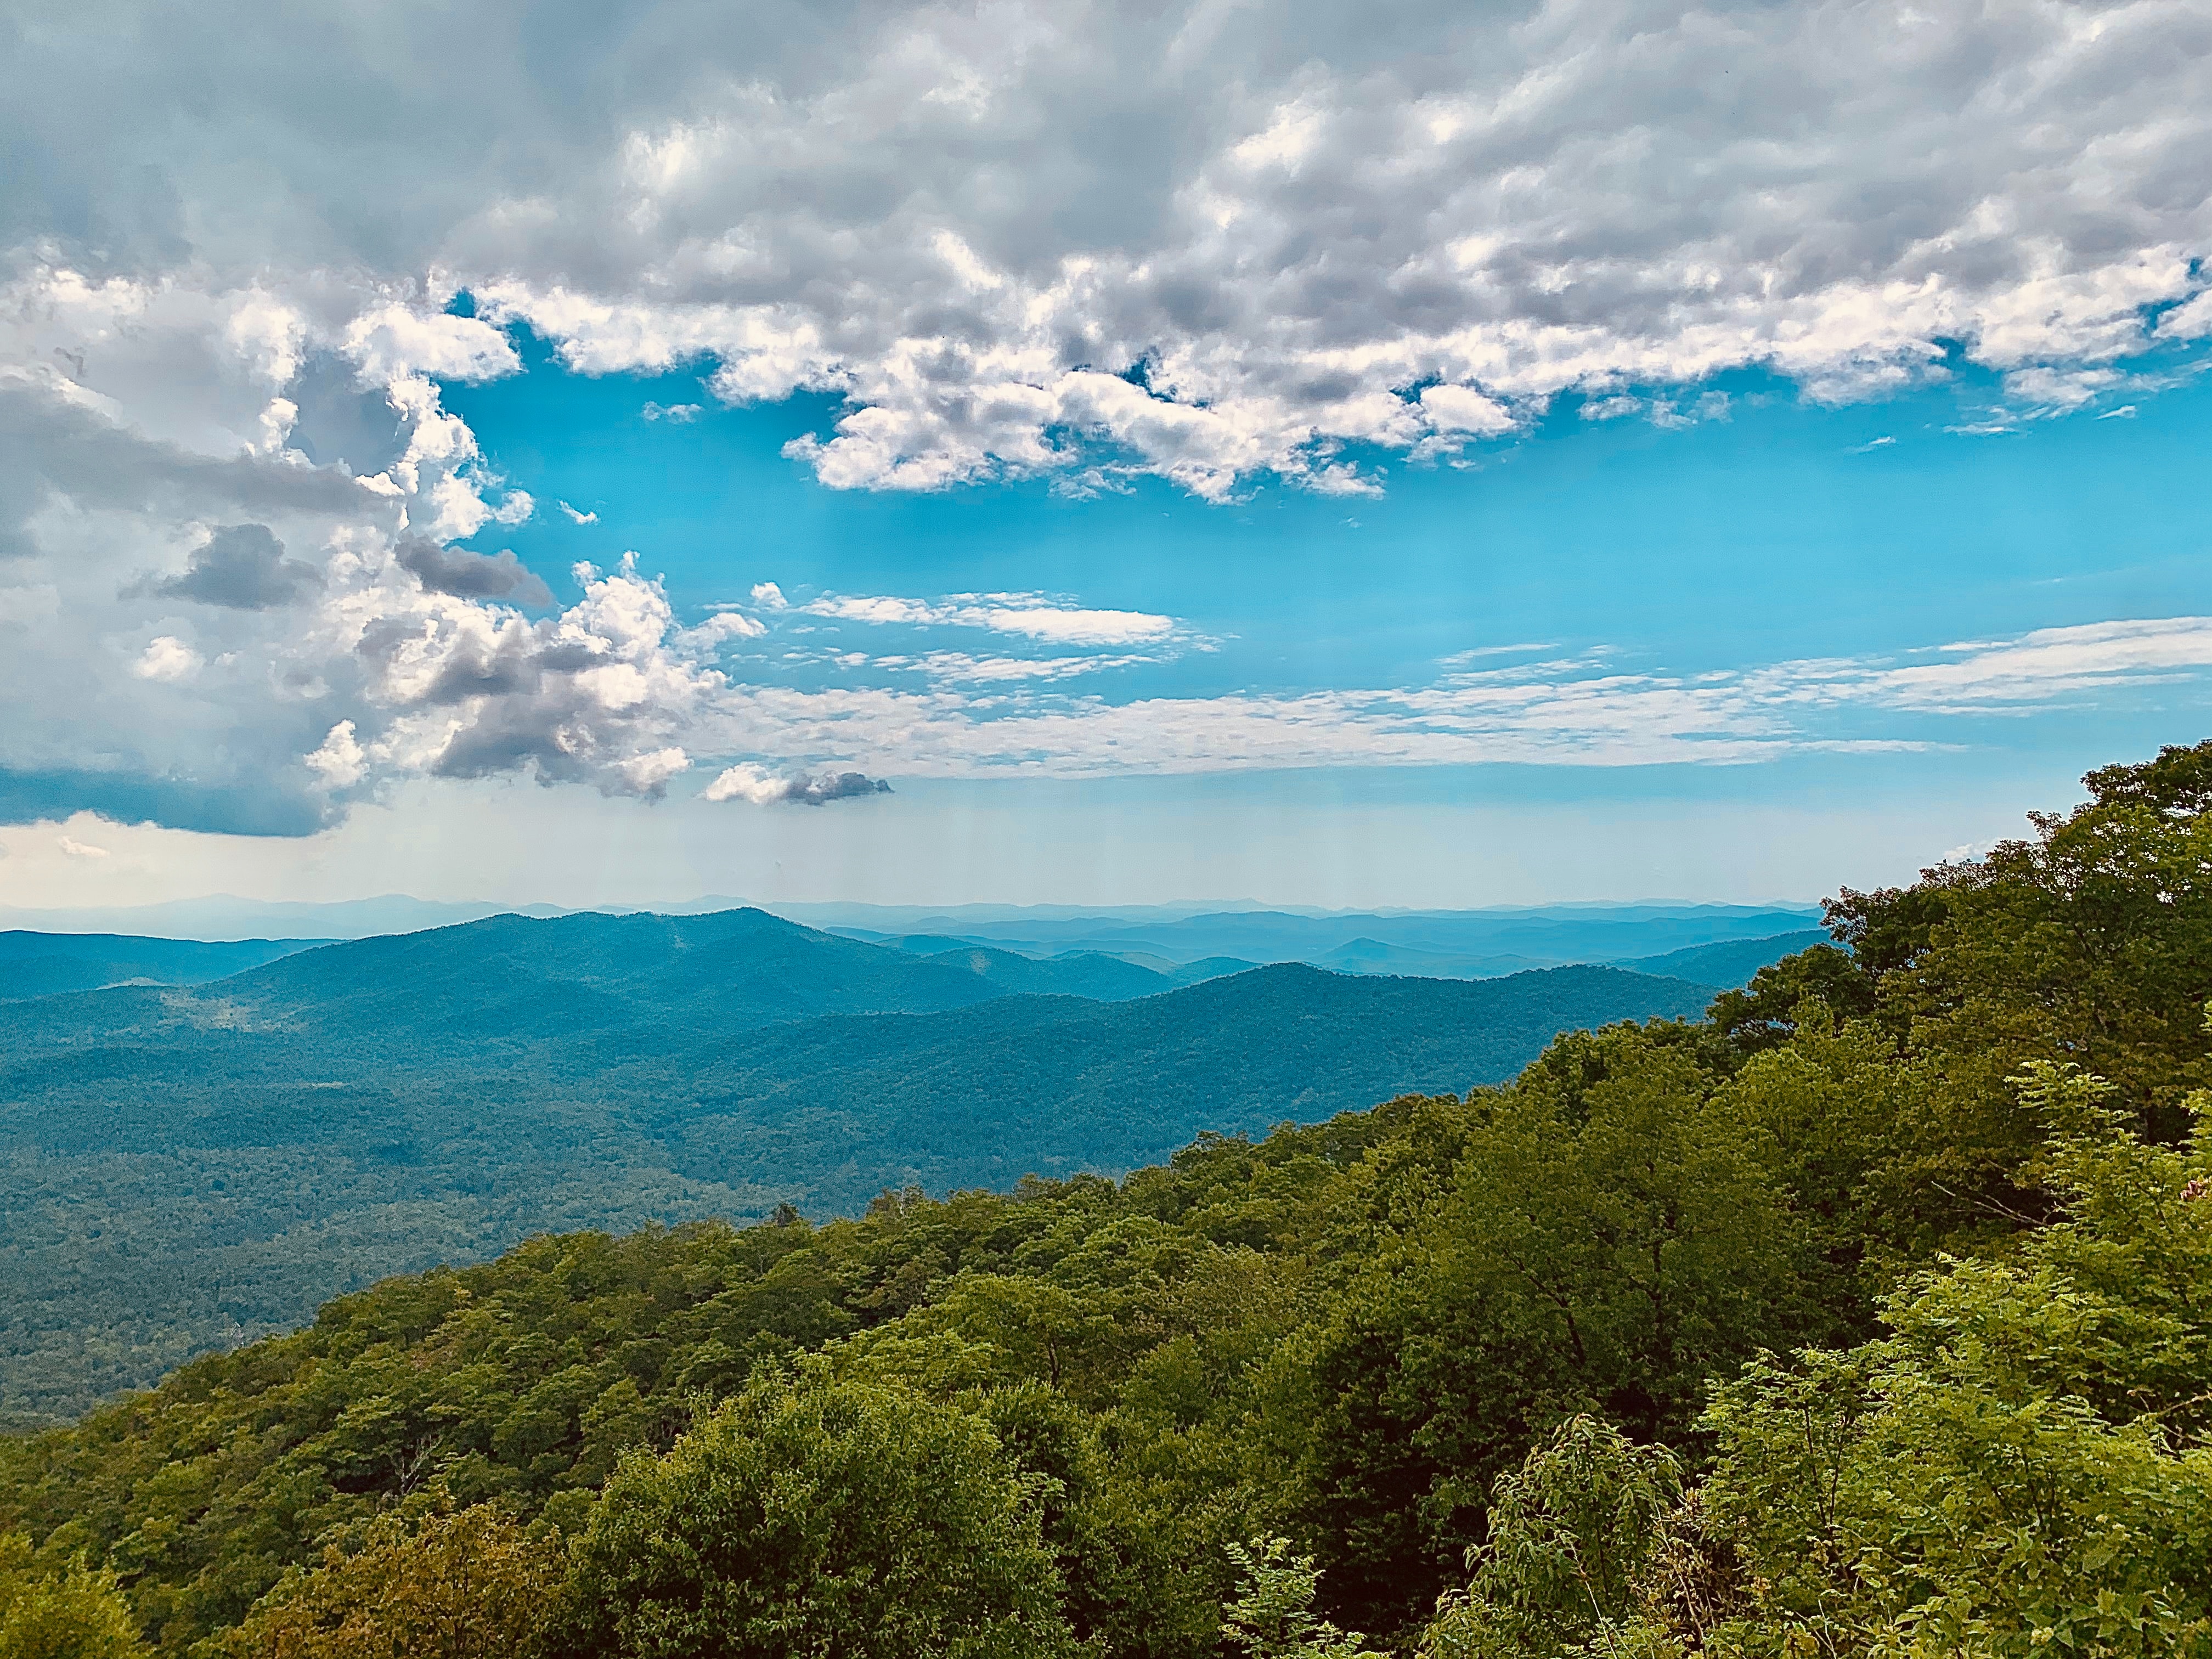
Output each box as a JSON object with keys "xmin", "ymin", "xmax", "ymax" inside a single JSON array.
[
  {"xmin": 1280, "ymin": 1027, "xmax": 1807, "ymax": 1634},
  {"xmin": 1221, "ymin": 1538, "xmax": 1386, "ymax": 1659},
  {"xmin": 1418, "ymin": 1417, "xmax": 1688, "ymax": 1659},
  {"xmin": 0, "ymin": 1533, "xmax": 148, "ymax": 1659},
  {"xmin": 215, "ymin": 1505, "xmax": 566, "ymax": 1659},
  {"xmin": 557, "ymin": 1362, "xmax": 1072, "ymax": 1658}
]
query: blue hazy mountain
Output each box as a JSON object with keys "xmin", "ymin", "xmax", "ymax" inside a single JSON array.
[
  {"xmin": 827, "ymin": 901, "xmax": 1821, "ymax": 974},
  {"xmin": 0, "ymin": 906, "xmax": 1719, "ymax": 1418},
  {"xmin": 1616, "ymin": 928, "xmax": 1832, "ymax": 988},
  {"xmin": 0, "ymin": 931, "xmax": 328, "ymax": 1001}
]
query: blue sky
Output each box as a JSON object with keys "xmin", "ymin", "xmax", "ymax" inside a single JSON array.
[
  {"xmin": 1, "ymin": 0, "xmax": 2207, "ymax": 913},
  {"xmin": 450, "ymin": 331, "xmax": 2208, "ymax": 712}
]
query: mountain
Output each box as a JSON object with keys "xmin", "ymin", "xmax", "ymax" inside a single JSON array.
[
  {"xmin": 0, "ymin": 905, "xmax": 1717, "ymax": 1420},
  {"xmin": 0, "ymin": 931, "xmax": 328, "ymax": 1001},
  {"xmin": 1314, "ymin": 938, "xmax": 1555, "ymax": 978},
  {"xmin": 1617, "ymin": 928, "xmax": 1831, "ymax": 989},
  {"xmin": 915, "ymin": 944, "xmax": 1172, "ymax": 1000},
  {"xmin": 824, "ymin": 902, "xmax": 1822, "ymax": 969}
]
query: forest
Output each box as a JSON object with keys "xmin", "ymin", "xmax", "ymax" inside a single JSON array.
[{"xmin": 2, "ymin": 741, "xmax": 2209, "ymax": 1658}]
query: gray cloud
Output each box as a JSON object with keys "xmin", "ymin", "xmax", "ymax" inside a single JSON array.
[
  {"xmin": 1, "ymin": 0, "xmax": 2204, "ymax": 498},
  {"xmin": 0, "ymin": 372, "xmax": 712, "ymax": 835},
  {"xmin": 1, "ymin": 0, "xmax": 2207, "ymax": 839},
  {"xmin": 396, "ymin": 538, "xmax": 554, "ymax": 605},
  {"xmin": 141, "ymin": 523, "xmax": 322, "ymax": 610},
  {"xmin": 702, "ymin": 764, "xmax": 895, "ymax": 806},
  {"xmin": 791, "ymin": 771, "xmax": 895, "ymax": 805}
]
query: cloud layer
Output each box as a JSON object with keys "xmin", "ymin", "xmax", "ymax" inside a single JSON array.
[
  {"xmin": 1, "ymin": 0, "xmax": 2207, "ymax": 833},
  {"xmin": 5, "ymin": 0, "xmax": 2209, "ymax": 501}
]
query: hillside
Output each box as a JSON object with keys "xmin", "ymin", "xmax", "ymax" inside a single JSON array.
[
  {"xmin": 0, "ymin": 911, "xmax": 1711, "ymax": 1420},
  {"xmin": 3, "ymin": 747, "xmax": 2206, "ymax": 1659},
  {"xmin": 1616, "ymin": 927, "xmax": 1831, "ymax": 988},
  {"xmin": 0, "ymin": 932, "xmax": 326, "ymax": 1001}
]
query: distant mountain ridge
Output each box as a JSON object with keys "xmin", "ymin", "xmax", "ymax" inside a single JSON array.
[
  {"xmin": 0, "ymin": 931, "xmax": 329, "ymax": 1002},
  {"xmin": 0, "ymin": 905, "xmax": 1725, "ymax": 1419}
]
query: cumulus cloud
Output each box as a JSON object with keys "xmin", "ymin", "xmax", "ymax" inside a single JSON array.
[
  {"xmin": 138, "ymin": 523, "xmax": 322, "ymax": 610},
  {"xmin": 3, "ymin": 0, "xmax": 2208, "ymax": 836},
  {"xmin": 133, "ymin": 635, "xmax": 202, "ymax": 681},
  {"xmin": 0, "ymin": 0, "xmax": 2201, "ymax": 506},
  {"xmin": 394, "ymin": 537, "xmax": 555, "ymax": 605},
  {"xmin": 702, "ymin": 763, "xmax": 894, "ymax": 806},
  {"xmin": 0, "ymin": 345, "xmax": 721, "ymax": 833}
]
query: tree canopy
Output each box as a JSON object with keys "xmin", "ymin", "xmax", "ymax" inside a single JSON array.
[{"xmin": 2, "ymin": 743, "xmax": 2207, "ymax": 1658}]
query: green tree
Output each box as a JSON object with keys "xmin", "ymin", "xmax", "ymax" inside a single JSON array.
[
  {"xmin": 214, "ymin": 1505, "xmax": 566, "ymax": 1659},
  {"xmin": 1419, "ymin": 1417, "xmax": 1685, "ymax": 1659},
  {"xmin": 1281, "ymin": 1029, "xmax": 1805, "ymax": 1632},
  {"xmin": 0, "ymin": 1533, "xmax": 148, "ymax": 1659},
  {"xmin": 557, "ymin": 1362, "xmax": 1072, "ymax": 1658},
  {"xmin": 1221, "ymin": 1538, "xmax": 1386, "ymax": 1659},
  {"xmin": 1685, "ymin": 1064, "xmax": 2212, "ymax": 1658}
]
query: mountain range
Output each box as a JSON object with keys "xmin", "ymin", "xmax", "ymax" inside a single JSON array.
[{"xmin": 0, "ymin": 905, "xmax": 1725, "ymax": 1422}]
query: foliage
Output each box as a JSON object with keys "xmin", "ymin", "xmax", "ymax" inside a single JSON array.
[
  {"xmin": 3, "ymin": 747, "xmax": 2210, "ymax": 1659},
  {"xmin": 557, "ymin": 1362, "xmax": 1071, "ymax": 1658},
  {"xmin": 0, "ymin": 950, "xmax": 1706, "ymax": 1422},
  {"xmin": 1221, "ymin": 1538, "xmax": 1387, "ymax": 1659},
  {"xmin": 1415, "ymin": 1056, "xmax": 2212, "ymax": 1659},
  {"xmin": 1419, "ymin": 1417, "xmax": 1686, "ymax": 1659},
  {"xmin": 0, "ymin": 1531, "xmax": 148, "ymax": 1658},
  {"xmin": 211, "ymin": 1505, "xmax": 565, "ymax": 1659}
]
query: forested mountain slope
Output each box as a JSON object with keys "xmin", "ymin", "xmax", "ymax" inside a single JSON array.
[
  {"xmin": 3, "ymin": 744, "xmax": 2209, "ymax": 1659},
  {"xmin": 0, "ymin": 937, "xmax": 1707, "ymax": 1421},
  {"xmin": 0, "ymin": 933, "xmax": 326, "ymax": 1002}
]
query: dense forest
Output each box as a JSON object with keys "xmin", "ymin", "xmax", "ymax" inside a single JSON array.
[
  {"xmin": 3, "ymin": 743, "xmax": 2210, "ymax": 1657},
  {"xmin": 2, "ymin": 933, "xmax": 1712, "ymax": 1423}
]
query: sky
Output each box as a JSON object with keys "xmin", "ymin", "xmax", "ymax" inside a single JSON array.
[{"xmin": 0, "ymin": 0, "xmax": 2207, "ymax": 916}]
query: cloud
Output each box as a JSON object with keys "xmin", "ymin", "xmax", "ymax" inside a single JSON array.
[
  {"xmin": 394, "ymin": 538, "xmax": 555, "ymax": 605},
  {"xmin": 0, "ymin": 0, "xmax": 2202, "ymax": 504},
  {"xmin": 895, "ymin": 651, "xmax": 1154, "ymax": 683},
  {"xmin": 58, "ymin": 835, "xmax": 109, "ymax": 858},
  {"xmin": 702, "ymin": 763, "xmax": 894, "ymax": 806},
  {"xmin": 558, "ymin": 500, "xmax": 599, "ymax": 524},
  {"xmin": 684, "ymin": 611, "xmax": 768, "ymax": 645},
  {"xmin": 641, "ymin": 402, "xmax": 702, "ymax": 423},
  {"xmin": 803, "ymin": 591, "xmax": 1178, "ymax": 646},
  {"xmin": 676, "ymin": 615, "xmax": 2212, "ymax": 780},
  {"xmin": 0, "ymin": 356, "xmax": 721, "ymax": 834},
  {"xmin": 139, "ymin": 523, "xmax": 323, "ymax": 610},
  {"xmin": 133, "ymin": 636, "xmax": 202, "ymax": 682},
  {"xmin": 751, "ymin": 582, "xmax": 789, "ymax": 610}
]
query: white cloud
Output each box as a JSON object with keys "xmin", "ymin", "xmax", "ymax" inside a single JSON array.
[
  {"xmin": 683, "ymin": 611, "xmax": 769, "ymax": 646},
  {"xmin": 702, "ymin": 763, "xmax": 893, "ymax": 805},
  {"xmin": 751, "ymin": 582, "xmax": 789, "ymax": 610},
  {"xmin": 558, "ymin": 500, "xmax": 599, "ymax": 523},
  {"xmin": 0, "ymin": 355, "xmax": 730, "ymax": 832},
  {"xmin": 0, "ymin": 0, "xmax": 2204, "ymax": 503},
  {"xmin": 340, "ymin": 307, "xmax": 520, "ymax": 387},
  {"xmin": 58, "ymin": 835, "xmax": 109, "ymax": 858},
  {"xmin": 900, "ymin": 651, "xmax": 1155, "ymax": 683},
  {"xmin": 641, "ymin": 402, "xmax": 703, "ymax": 423},
  {"xmin": 802, "ymin": 591, "xmax": 1178, "ymax": 645},
  {"xmin": 672, "ymin": 615, "xmax": 2212, "ymax": 780},
  {"xmin": 132, "ymin": 635, "xmax": 203, "ymax": 682}
]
